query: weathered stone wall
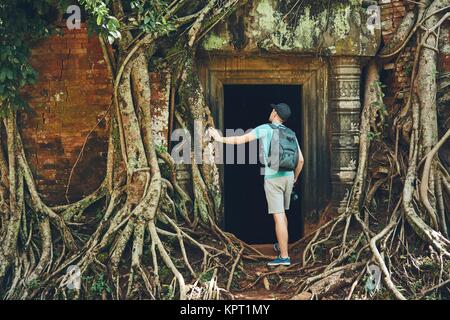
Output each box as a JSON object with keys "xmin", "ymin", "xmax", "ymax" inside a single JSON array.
[{"xmin": 201, "ymin": 0, "xmax": 380, "ymax": 56}]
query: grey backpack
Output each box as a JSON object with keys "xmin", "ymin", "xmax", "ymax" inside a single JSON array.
[{"xmin": 267, "ymin": 124, "xmax": 299, "ymax": 171}]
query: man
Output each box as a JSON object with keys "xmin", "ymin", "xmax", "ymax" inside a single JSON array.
[{"xmin": 209, "ymin": 103, "xmax": 304, "ymax": 266}]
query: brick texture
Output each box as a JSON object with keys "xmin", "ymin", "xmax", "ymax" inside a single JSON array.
[{"xmin": 20, "ymin": 24, "xmax": 112, "ymax": 205}]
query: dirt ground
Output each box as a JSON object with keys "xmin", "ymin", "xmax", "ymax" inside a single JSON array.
[{"xmin": 231, "ymin": 244, "xmax": 309, "ymax": 300}]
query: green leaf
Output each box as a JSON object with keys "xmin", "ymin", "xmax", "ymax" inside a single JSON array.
[
  {"xmin": 106, "ymin": 17, "xmax": 120, "ymax": 31},
  {"xmin": 110, "ymin": 30, "xmax": 121, "ymax": 39},
  {"xmin": 6, "ymin": 70, "xmax": 14, "ymax": 80},
  {"xmin": 97, "ymin": 15, "xmax": 103, "ymax": 26}
]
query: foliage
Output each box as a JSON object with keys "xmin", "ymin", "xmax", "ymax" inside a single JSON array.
[
  {"xmin": 79, "ymin": 0, "xmax": 121, "ymax": 43},
  {"xmin": 199, "ymin": 269, "xmax": 215, "ymax": 283},
  {"xmin": 0, "ymin": 0, "xmax": 57, "ymax": 116},
  {"xmin": 85, "ymin": 273, "xmax": 112, "ymax": 298},
  {"xmin": 161, "ymin": 284, "xmax": 175, "ymax": 300},
  {"xmin": 129, "ymin": 0, "xmax": 176, "ymax": 34},
  {"xmin": 82, "ymin": 0, "xmax": 176, "ymax": 43},
  {"xmin": 27, "ymin": 278, "xmax": 41, "ymax": 291}
]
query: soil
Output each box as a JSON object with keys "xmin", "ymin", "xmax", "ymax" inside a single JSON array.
[{"xmin": 231, "ymin": 243, "xmax": 307, "ymax": 300}]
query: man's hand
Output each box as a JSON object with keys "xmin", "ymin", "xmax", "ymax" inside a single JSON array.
[
  {"xmin": 208, "ymin": 127, "xmax": 257, "ymax": 145},
  {"xmin": 208, "ymin": 127, "xmax": 223, "ymax": 143}
]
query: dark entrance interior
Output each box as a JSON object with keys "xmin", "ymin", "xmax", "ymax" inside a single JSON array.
[{"xmin": 224, "ymin": 85, "xmax": 303, "ymax": 244}]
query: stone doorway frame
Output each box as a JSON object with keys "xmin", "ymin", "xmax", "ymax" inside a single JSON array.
[{"xmin": 197, "ymin": 54, "xmax": 361, "ymax": 230}]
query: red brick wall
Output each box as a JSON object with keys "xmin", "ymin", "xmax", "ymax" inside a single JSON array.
[
  {"xmin": 20, "ymin": 24, "xmax": 112, "ymax": 205},
  {"xmin": 379, "ymin": 0, "xmax": 408, "ymax": 45},
  {"xmin": 380, "ymin": 0, "xmax": 450, "ymax": 73},
  {"xmin": 438, "ymin": 24, "xmax": 450, "ymax": 72},
  {"xmin": 379, "ymin": 0, "xmax": 411, "ymax": 102}
]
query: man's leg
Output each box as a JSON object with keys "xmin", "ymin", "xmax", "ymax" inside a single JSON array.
[{"xmin": 273, "ymin": 212, "xmax": 289, "ymax": 258}]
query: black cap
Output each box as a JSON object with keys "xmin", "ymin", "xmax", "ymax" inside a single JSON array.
[{"xmin": 270, "ymin": 103, "xmax": 291, "ymax": 121}]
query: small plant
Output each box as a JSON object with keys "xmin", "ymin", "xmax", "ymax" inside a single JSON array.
[
  {"xmin": 199, "ymin": 269, "xmax": 214, "ymax": 283},
  {"xmin": 159, "ymin": 266, "xmax": 172, "ymax": 281},
  {"xmin": 367, "ymin": 131, "xmax": 381, "ymax": 141},
  {"xmin": 424, "ymin": 292, "xmax": 438, "ymax": 300},
  {"xmin": 411, "ymin": 279, "xmax": 424, "ymax": 292},
  {"xmin": 89, "ymin": 274, "xmax": 111, "ymax": 298},
  {"xmin": 404, "ymin": 64, "xmax": 413, "ymax": 77},
  {"xmin": 347, "ymin": 252, "xmax": 358, "ymax": 263},
  {"xmin": 27, "ymin": 279, "xmax": 40, "ymax": 291},
  {"xmin": 230, "ymin": 268, "xmax": 244, "ymax": 290},
  {"xmin": 95, "ymin": 208, "xmax": 104, "ymax": 220},
  {"xmin": 155, "ymin": 144, "xmax": 168, "ymax": 154},
  {"xmin": 419, "ymin": 256, "xmax": 440, "ymax": 272},
  {"xmin": 161, "ymin": 284, "xmax": 175, "ymax": 300},
  {"xmin": 96, "ymin": 252, "xmax": 108, "ymax": 264}
]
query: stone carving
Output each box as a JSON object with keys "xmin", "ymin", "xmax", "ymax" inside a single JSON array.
[
  {"xmin": 330, "ymin": 57, "xmax": 361, "ymax": 212},
  {"xmin": 331, "ymin": 112, "xmax": 360, "ymax": 132},
  {"xmin": 333, "ymin": 81, "xmax": 360, "ymax": 98}
]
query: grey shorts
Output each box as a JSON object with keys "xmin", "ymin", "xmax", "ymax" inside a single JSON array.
[{"xmin": 263, "ymin": 175, "xmax": 295, "ymax": 214}]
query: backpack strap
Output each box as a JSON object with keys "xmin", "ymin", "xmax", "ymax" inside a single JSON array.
[{"xmin": 266, "ymin": 123, "xmax": 284, "ymax": 160}]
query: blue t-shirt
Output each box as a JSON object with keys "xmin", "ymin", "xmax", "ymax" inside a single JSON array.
[{"xmin": 251, "ymin": 122, "xmax": 296, "ymax": 180}]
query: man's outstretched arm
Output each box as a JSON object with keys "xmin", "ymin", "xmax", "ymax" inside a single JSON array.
[{"xmin": 208, "ymin": 128, "xmax": 257, "ymax": 145}]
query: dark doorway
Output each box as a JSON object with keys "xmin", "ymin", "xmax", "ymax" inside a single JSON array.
[{"xmin": 223, "ymin": 84, "xmax": 303, "ymax": 244}]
